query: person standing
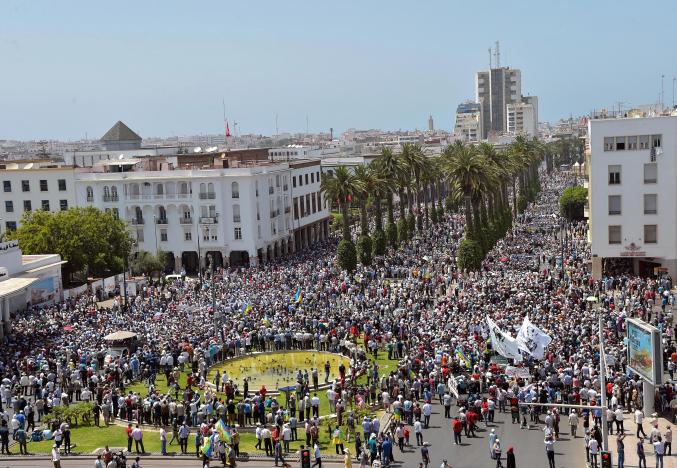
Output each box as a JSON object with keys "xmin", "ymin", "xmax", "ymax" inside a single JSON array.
[
  {"xmin": 0, "ymin": 420, "xmax": 10, "ymax": 455},
  {"xmin": 343, "ymin": 447, "xmax": 352, "ymax": 468},
  {"xmin": 493, "ymin": 439, "xmax": 503, "ymax": 468},
  {"xmin": 635, "ymin": 408, "xmax": 647, "ymax": 438},
  {"xmin": 653, "ymin": 436, "xmax": 664, "ymax": 468},
  {"xmin": 126, "ymin": 423, "xmax": 134, "ymax": 453},
  {"xmin": 506, "ymin": 446, "xmax": 516, "ymax": 468},
  {"xmin": 664, "ymin": 426, "xmax": 672, "ymax": 456},
  {"xmin": 637, "ymin": 437, "xmax": 647, "ymax": 468},
  {"xmin": 15, "ymin": 426, "xmax": 28, "ymax": 455},
  {"xmin": 616, "ymin": 433, "xmax": 626, "ymax": 468},
  {"xmin": 160, "ymin": 426, "xmax": 167, "ymax": 455},
  {"xmin": 421, "ymin": 442, "xmax": 430, "ymax": 468},
  {"xmin": 312, "ymin": 441, "xmax": 322, "ymax": 468},
  {"xmin": 452, "ymin": 417, "xmax": 462, "ymax": 445},
  {"xmin": 544, "ymin": 435, "xmax": 555, "ymax": 468},
  {"xmin": 132, "ymin": 425, "xmax": 145, "ymax": 453},
  {"xmin": 179, "ymin": 423, "xmax": 189, "ymax": 454},
  {"xmin": 588, "ymin": 434, "xmax": 599, "ymax": 468},
  {"xmin": 569, "ymin": 409, "xmax": 579, "ymax": 438},
  {"xmin": 51, "ymin": 443, "xmax": 61, "ymax": 468}
]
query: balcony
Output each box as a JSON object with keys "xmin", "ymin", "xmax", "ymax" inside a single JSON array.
[
  {"xmin": 233, "ymin": 215, "xmax": 241, "ymax": 223},
  {"xmin": 232, "ymin": 192, "xmax": 240, "ymax": 199},
  {"xmin": 179, "ymin": 218, "xmax": 193, "ymax": 224},
  {"xmin": 284, "ymin": 206, "xmax": 291, "ymax": 214},
  {"xmin": 103, "ymin": 195, "xmax": 119, "ymax": 202},
  {"xmin": 283, "ymin": 185, "xmax": 288, "ymax": 191},
  {"xmin": 269, "ymin": 187, "xmax": 274, "ymax": 194},
  {"xmin": 131, "ymin": 218, "xmax": 144, "ymax": 225},
  {"xmin": 200, "ymin": 217, "xmax": 218, "ymax": 224},
  {"xmin": 199, "ymin": 192, "xmax": 216, "ymax": 199},
  {"xmin": 86, "ymin": 196, "xmax": 94, "ymax": 202},
  {"xmin": 156, "ymin": 218, "xmax": 168, "ymax": 225}
]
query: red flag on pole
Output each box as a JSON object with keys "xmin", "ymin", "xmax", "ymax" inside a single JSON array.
[{"xmin": 225, "ymin": 120, "xmax": 231, "ymax": 138}]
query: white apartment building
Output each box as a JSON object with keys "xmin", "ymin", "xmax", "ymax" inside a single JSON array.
[
  {"xmin": 507, "ymin": 101, "xmax": 537, "ymax": 137},
  {"xmin": 0, "ymin": 159, "xmax": 330, "ymax": 273},
  {"xmin": 454, "ymin": 102, "xmax": 483, "ymax": 143},
  {"xmin": 588, "ymin": 115, "xmax": 675, "ymax": 278}
]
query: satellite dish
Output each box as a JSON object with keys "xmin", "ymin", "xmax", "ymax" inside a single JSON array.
[
  {"xmin": 206, "ymin": 146, "xmax": 217, "ymax": 152},
  {"xmin": 24, "ymin": 163, "xmax": 34, "ymax": 169},
  {"xmin": 193, "ymin": 147, "xmax": 202, "ymax": 153},
  {"xmin": 119, "ymin": 154, "xmax": 125, "ymax": 160}
]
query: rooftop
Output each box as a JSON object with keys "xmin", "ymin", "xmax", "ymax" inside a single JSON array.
[{"xmin": 101, "ymin": 121, "xmax": 142, "ymax": 142}]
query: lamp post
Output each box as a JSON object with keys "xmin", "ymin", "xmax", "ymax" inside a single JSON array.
[{"xmin": 588, "ymin": 295, "xmax": 609, "ymax": 451}]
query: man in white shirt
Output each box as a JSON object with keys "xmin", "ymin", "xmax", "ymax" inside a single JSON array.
[
  {"xmin": 51, "ymin": 443, "xmax": 61, "ymax": 468},
  {"xmin": 635, "ymin": 409, "xmax": 647, "ymax": 438},
  {"xmin": 588, "ymin": 437, "xmax": 599, "ymax": 467},
  {"xmin": 422, "ymin": 402, "xmax": 432, "ymax": 429},
  {"xmin": 568, "ymin": 409, "xmax": 579, "ymax": 438},
  {"xmin": 614, "ymin": 407, "xmax": 624, "ymax": 433}
]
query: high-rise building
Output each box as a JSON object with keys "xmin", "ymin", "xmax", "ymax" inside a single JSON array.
[
  {"xmin": 507, "ymin": 96, "xmax": 538, "ymax": 137},
  {"xmin": 475, "ymin": 67, "xmax": 522, "ymax": 139},
  {"xmin": 428, "ymin": 115, "xmax": 434, "ymax": 132}
]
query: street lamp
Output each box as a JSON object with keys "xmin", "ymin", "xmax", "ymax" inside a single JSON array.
[{"xmin": 587, "ymin": 295, "xmax": 609, "ymax": 451}]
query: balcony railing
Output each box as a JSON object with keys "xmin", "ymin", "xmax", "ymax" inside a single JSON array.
[
  {"xmin": 284, "ymin": 206, "xmax": 291, "ymax": 214},
  {"xmin": 156, "ymin": 218, "xmax": 168, "ymax": 225},
  {"xmin": 269, "ymin": 187, "xmax": 274, "ymax": 194},
  {"xmin": 179, "ymin": 218, "xmax": 193, "ymax": 224},
  {"xmin": 86, "ymin": 196, "xmax": 93, "ymax": 202},
  {"xmin": 200, "ymin": 217, "xmax": 218, "ymax": 224},
  {"xmin": 131, "ymin": 218, "xmax": 144, "ymax": 225},
  {"xmin": 199, "ymin": 192, "xmax": 216, "ymax": 199},
  {"xmin": 283, "ymin": 185, "xmax": 288, "ymax": 191},
  {"xmin": 233, "ymin": 215, "xmax": 241, "ymax": 223},
  {"xmin": 232, "ymin": 192, "xmax": 240, "ymax": 199}
]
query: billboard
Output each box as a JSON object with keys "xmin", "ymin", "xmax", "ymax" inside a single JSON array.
[{"xmin": 626, "ymin": 318, "xmax": 663, "ymax": 385}]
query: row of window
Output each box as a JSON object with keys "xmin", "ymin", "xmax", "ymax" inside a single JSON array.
[
  {"xmin": 607, "ymin": 194, "xmax": 657, "ymax": 215},
  {"xmin": 5, "ymin": 199, "xmax": 68, "ymax": 212},
  {"xmin": 603, "ymin": 134, "xmax": 661, "ymax": 151},
  {"xmin": 293, "ymin": 192, "xmax": 323, "ymax": 219},
  {"xmin": 608, "ymin": 163, "xmax": 657, "ymax": 185},
  {"xmin": 3, "ymin": 179, "xmax": 68, "ymax": 193},
  {"xmin": 292, "ymin": 171, "xmax": 321, "ymax": 188},
  {"xmin": 608, "ymin": 225, "xmax": 657, "ymax": 244}
]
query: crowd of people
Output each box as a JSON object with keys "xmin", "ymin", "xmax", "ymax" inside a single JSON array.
[{"xmin": 0, "ymin": 168, "xmax": 675, "ymax": 467}]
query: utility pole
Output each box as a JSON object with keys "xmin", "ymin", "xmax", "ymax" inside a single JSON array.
[{"xmin": 598, "ymin": 309, "xmax": 609, "ymax": 451}]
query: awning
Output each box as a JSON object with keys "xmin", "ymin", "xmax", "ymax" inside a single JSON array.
[
  {"xmin": 0, "ymin": 277, "xmax": 38, "ymax": 298},
  {"xmin": 23, "ymin": 260, "xmax": 68, "ymax": 274},
  {"xmin": 103, "ymin": 330, "xmax": 138, "ymax": 341}
]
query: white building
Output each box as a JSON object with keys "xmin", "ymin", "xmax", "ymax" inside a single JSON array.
[
  {"xmin": 454, "ymin": 102, "xmax": 483, "ymax": 143},
  {"xmin": 588, "ymin": 115, "xmax": 675, "ymax": 277},
  {"xmin": 0, "ymin": 240, "xmax": 65, "ymax": 338},
  {"xmin": 507, "ymin": 99, "xmax": 537, "ymax": 137}
]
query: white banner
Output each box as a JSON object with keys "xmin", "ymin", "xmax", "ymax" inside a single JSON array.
[
  {"xmin": 486, "ymin": 316, "xmax": 522, "ymax": 361},
  {"xmin": 516, "ymin": 315, "xmax": 552, "ymax": 360},
  {"xmin": 505, "ymin": 366, "xmax": 531, "ymax": 379}
]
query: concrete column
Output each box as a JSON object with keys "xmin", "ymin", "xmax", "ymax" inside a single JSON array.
[{"xmin": 174, "ymin": 253, "xmax": 182, "ymax": 273}]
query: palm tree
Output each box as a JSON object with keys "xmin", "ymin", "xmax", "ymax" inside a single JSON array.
[
  {"xmin": 374, "ymin": 147, "xmax": 401, "ymax": 246},
  {"xmin": 352, "ymin": 164, "xmax": 385, "ymax": 264},
  {"xmin": 399, "ymin": 143, "xmax": 426, "ymax": 233},
  {"xmin": 321, "ymin": 166, "xmax": 358, "ymax": 271}
]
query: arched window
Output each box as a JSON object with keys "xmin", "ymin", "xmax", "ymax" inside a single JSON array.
[
  {"xmin": 158, "ymin": 206, "xmax": 167, "ymax": 221},
  {"xmin": 111, "ymin": 186, "xmax": 118, "ymax": 199},
  {"xmin": 232, "ymin": 204, "xmax": 241, "ymax": 223},
  {"xmin": 86, "ymin": 186, "xmax": 93, "ymax": 202},
  {"xmin": 103, "ymin": 186, "xmax": 110, "ymax": 198},
  {"xmin": 156, "ymin": 184, "xmax": 164, "ymax": 195},
  {"xmin": 180, "ymin": 182, "xmax": 189, "ymax": 195},
  {"xmin": 134, "ymin": 206, "xmax": 143, "ymax": 223},
  {"xmin": 231, "ymin": 181, "xmax": 239, "ymax": 198}
]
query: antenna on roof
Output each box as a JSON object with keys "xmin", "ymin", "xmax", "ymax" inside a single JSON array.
[
  {"xmin": 494, "ymin": 40, "xmax": 500, "ymax": 68},
  {"xmin": 275, "ymin": 113, "xmax": 279, "ymax": 136},
  {"xmin": 488, "ymin": 47, "xmax": 492, "ymax": 69}
]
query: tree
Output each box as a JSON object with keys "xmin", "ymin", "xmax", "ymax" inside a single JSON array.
[
  {"xmin": 559, "ymin": 186, "xmax": 587, "ymax": 221},
  {"xmin": 374, "ymin": 147, "xmax": 402, "ymax": 247},
  {"xmin": 12, "ymin": 207, "xmax": 133, "ymax": 281},
  {"xmin": 131, "ymin": 250, "xmax": 168, "ymax": 276},
  {"xmin": 321, "ymin": 166, "xmax": 358, "ymax": 271}
]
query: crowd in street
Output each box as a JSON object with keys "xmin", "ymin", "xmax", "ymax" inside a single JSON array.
[{"xmin": 0, "ymin": 169, "xmax": 675, "ymax": 467}]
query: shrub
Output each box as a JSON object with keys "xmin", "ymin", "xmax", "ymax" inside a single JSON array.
[
  {"xmin": 457, "ymin": 238, "xmax": 484, "ymax": 272},
  {"xmin": 357, "ymin": 234, "xmax": 373, "ymax": 266},
  {"xmin": 372, "ymin": 229, "xmax": 386, "ymax": 256},
  {"xmin": 337, "ymin": 239, "xmax": 357, "ymax": 272}
]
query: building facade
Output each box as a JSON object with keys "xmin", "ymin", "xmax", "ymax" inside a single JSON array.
[
  {"xmin": 475, "ymin": 67, "xmax": 522, "ymax": 139},
  {"xmin": 588, "ymin": 115, "xmax": 675, "ymax": 277},
  {"xmin": 454, "ymin": 102, "xmax": 483, "ymax": 143},
  {"xmin": 507, "ymin": 99, "xmax": 537, "ymax": 137}
]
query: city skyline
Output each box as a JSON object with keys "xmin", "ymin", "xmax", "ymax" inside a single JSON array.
[{"xmin": 2, "ymin": 0, "xmax": 677, "ymax": 140}]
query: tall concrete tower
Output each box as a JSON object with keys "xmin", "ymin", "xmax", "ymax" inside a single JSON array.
[{"xmin": 428, "ymin": 115, "xmax": 434, "ymax": 131}]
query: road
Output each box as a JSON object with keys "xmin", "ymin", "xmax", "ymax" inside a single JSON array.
[{"xmin": 393, "ymin": 399, "xmax": 588, "ymax": 468}]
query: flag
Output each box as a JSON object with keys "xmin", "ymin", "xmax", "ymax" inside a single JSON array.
[
  {"xmin": 216, "ymin": 419, "xmax": 231, "ymax": 444},
  {"xmin": 516, "ymin": 315, "xmax": 552, "ymax": 360},
  {"xmin": 202, "ymin": 434, "xmax": 213, "ymax": 457},
  {"xmin": 293, "ymin": 288, "xmax": 302, "ymax": 303},
  {"xmin": 225, "ymin": 120, "xmax": 231, "ymax": 137},
  {"xmin": 456, "ymin": 348, "xmax": 471, "ymax": 367},
  {"xmin": 243, "ymin": 303, "xmax": 252, "ymax": 314},
  {"xmin": 486, "ymin": 316, "xmax": 522, "ymax": 361}
]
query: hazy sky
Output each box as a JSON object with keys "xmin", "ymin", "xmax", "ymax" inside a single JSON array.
[{"xmin": 1, "ymin": 0, "xmax": 676, "ymax": 140}]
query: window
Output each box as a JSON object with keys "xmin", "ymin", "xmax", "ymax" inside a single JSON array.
[
  {"xmin": 293, "ymin": 176, "xmax": 297, "ymax": 188},
  {"xmin": 5, "ymin": 221, "xmax": 17, "ymax": 232},
  {"xmin": 231, "ymin": 181, "xmax": 239, "ymax": 198},
  {"xmin": 627, "ymin": 136, "xmax": 638, "ymax": 150},
  {"xmin": 22, "ymin": 180, "xmax": 30, "ymax": 192},
  {"xmin": 258, "ymin": 225, "xmax": 262, "ymax": 239},
  {"xmin": 185, "ymin": 231, "xmax": 192, "ymax": 241},
  {"xmin": 311, "ymin": 195, "xmax": 317, "ymax": 213},
  {"xmin": 160, "ymin": 229, "xmax": 168, "ymax": 242},
  {"xmin": 5, "ymin": 201, "xmax": 13, "ymax": 212},
  {"xmin": 608, "ymin": 225, "xmax": 621, "ymax": 244},
  {"xmin": 41, "ymin": 200, "xmax": 50, "ymax": 211},
  {"xmin": 644, "ymin": 224, "xmax": 657, "ymax": 244},
  {"xmin": 608, "ymin": 165, "xmax": 621, "ymax": 185},
  {"xmin": 58, "ymin": 179, "xmax": 66, "ymax": 191},
  {"xmin": 299, "ymin": 175, "xmax": 303, "ymax": 187},
  {"xmin": 300, "ymin": 198, "xmax": 305, "ymax": 216},
  {"xmin": 643, "ymin": 163, "xmax": 657, "ymax": 183},
  {"xmin": 651, "ymin": 134, "xmax": 662, "ymax": 148},
  {"xmin": 255, "ymin": 180, "xmax": 259, "ymax": 197},
  {"xmin": 112, "ymin": 208, "xmax": 119, "ymax": 219},
  {"xmin": 608, "ymin": 195, "xmax": 621, "ymax": 215},
  {"xmin": 136, "ymin": 229, "xmax": 144, "ymax": 242},
  {"xmin": 86, "ymin": 186, "xmax": 94, "ymax": 201},
  {"xmin": 639, "ymin": 135, "xmax": 650, "ymax": 149},
  {"xmin": 644, "ymin": 194, "xmax": 657, "ymax": 214},
  {"xmin": 111, "ymin": 186, "xmax": 118, "ymax": 200},
  {"xmin": 305, "ymin": 174, "xmax": 309, "ymax": 185},
  {"xmin": 23, "ymin": 200, "xmax": 32, "ymax": 211},
  {"xmin": 317, "ymin": 192, "xmax": 322, "ymax": 210},
  {"xmin": 294, "ymin": 198, "xmax": 299, "ymax": 219},
  {"xmin": 103, "ymin": 186, "xmax": 110, "ymax": 200},
  {"xmin": 60, "ymin": 200, "xmax": 68, "ymax": 211},
  {"xmin": 2, "ymin": 181, "xmax": 10, "ymax": 192},
  {"xmin": 234, "ymin": 227, "xmax": 242, "ymax": 240},
  {"xmin": 40, "ymin": 180, "xmax": 48, "ymax": 191},
  {"xmin": 311, "ymin": 173, "xmax": 314, "ymax": 183},
  {"xmin": 604, "ymin": 137, "xmax": 614, "ymax": 151},
  {"xmin": 615, "ymin": 136, "xmax": 625, "ymax": 151},
  {"xmin": 233, "ymin": 204, "xmax": 241, "ymax": 223},
  {"xmin": 276, "ymin": 175, "xmax": 280, "ymax": 187}
]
